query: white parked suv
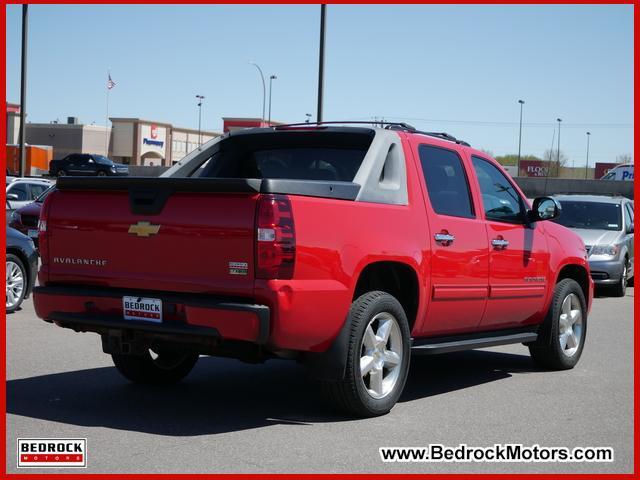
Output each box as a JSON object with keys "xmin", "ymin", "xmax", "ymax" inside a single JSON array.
[{"xmin": 6, "ymin": 177, "xmax": 53, "ymax": 211}]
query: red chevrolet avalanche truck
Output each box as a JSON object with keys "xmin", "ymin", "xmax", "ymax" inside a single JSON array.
[{"xmin": 33, "ymin": 123, "xmax": 593, "ymax": 417}]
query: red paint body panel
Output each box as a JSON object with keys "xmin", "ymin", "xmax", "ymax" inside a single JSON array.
[{"xmin": 33, "ymin": 129, "xmax": 593, "ymax": 354}]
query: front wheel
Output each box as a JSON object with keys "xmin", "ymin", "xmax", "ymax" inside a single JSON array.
[
  {"xmin": 57, "ymin": 170, "xmax": 67, "ymax": 177},
  {"xmin": 112, "ymin": 348, "xmax": 199, "ymax": 385},
  {"xmin": 97, "ymin": 171, "xmax": 107, "ymax": 177},
  {"xmin": 322, "ymin": 291, "xmax": 411, "ymax": 417},
  {"xmin": 529, "ymin": 279, "xmax": 587, "ymax": 370},
  {"xmin": 6, "ymin": 254, "xmax": 27, "ymax": 313},
  {"xmin": 610, "ymin": 258, "xmax": 629, "ymax": 297}
]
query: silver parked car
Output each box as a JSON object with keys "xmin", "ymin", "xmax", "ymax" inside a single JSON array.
[{"xmin": 552, "ymin": 195, "xmax": 634, "ymax": 297}]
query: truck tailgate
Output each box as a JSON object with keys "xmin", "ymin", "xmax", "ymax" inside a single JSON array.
[{"xmin": 43, "ymin": 181, "xmax": 259, "ymax": 296}]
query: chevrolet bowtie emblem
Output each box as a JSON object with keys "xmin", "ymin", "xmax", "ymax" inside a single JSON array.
[{"xmin": 128, "ymin": 221, "xmax": 161, "ymax": 237}]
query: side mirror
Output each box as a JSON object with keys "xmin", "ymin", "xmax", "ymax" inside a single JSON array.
[
  {"xmin": 529, "ymin": 196, "xmax": 561, "ymax": 222},
  {"xmin": 628, "ymin": 223, "xmax": 634, "ymax": 234},
  {"xmin": 7, "ymin": 193, "xmax": 19, "ymax": 201}
]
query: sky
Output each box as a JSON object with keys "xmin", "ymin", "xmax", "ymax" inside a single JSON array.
[{"xmin": 5, "ymin": 4, "xmax": 634, "ymax": 166}]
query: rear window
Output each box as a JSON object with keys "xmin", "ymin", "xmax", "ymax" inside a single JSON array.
[{"xmin": 196, "ymin": 130, "xmax": 374, "ymax": 182}]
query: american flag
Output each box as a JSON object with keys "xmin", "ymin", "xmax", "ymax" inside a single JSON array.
[{"xmin": 107, "ymin": 73, "xmax": 116, "ymax": 90}]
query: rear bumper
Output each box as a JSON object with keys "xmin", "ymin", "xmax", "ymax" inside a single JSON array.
[{"xmin": 33, "ymin": 285, "xmax": 269, "ymax": 345}]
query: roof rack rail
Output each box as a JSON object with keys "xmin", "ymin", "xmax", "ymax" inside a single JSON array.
[
  {"xmin": 273, "ymin": 120, "xmax": 417, "ymax": 130},
  {"xmin": 272, "ymin": 120, "xmax": 470, "ymax": 147}
]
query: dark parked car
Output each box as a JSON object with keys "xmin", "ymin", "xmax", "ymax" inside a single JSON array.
[
  {"xmin": 6, "ymin": 227, "xmax": 38, "ymax": 313},
  {"xmin": 9, "ymin": 185, "xmax": 55, "ymax": 247},
  {"xmin": 49, "ymin": 154, "xmax": 129, "ymax": 177}
]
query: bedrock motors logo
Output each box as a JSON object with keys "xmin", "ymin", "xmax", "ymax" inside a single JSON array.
[{"xmin": 17, "ymin": 439, "xmax": 87, "ymax": 468}]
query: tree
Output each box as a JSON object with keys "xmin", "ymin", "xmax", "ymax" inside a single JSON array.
[
  {"xmin": 494, "ymin": 154, "xmax": 542, "ymax": 166},
  {"xmin": 480, "ymin": 149, "xmax": 494, "ymax": 158},
  {"xmin": 542, "ymin": 149, "xmax": 569, "ymax": 166},
  {"xmin": 616, "ymin": 154, "xmax": 632, "ymax": 164}
]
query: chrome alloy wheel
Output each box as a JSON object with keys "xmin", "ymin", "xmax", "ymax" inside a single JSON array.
[
  {"xmin": 558, "ymin": 293, "xmax": 583, "ymax": 357},
  {"xmin": 6, "ymin": 260, "xmax": 25, "ymax": 309},
  {"xmin": 359, "ymin": 312, "xmax": 403, "ymax": 399}
]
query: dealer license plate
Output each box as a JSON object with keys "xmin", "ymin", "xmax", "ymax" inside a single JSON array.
[{"xmin": 122, "ymin": 296, "xmax": 162, "ymax": 323}]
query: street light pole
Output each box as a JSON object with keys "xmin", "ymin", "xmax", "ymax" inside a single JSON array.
[
  {"xmin": 517, "ymin": 99, "xmax": 525, "ymax": 176},
  {"xmin": 556, "ymin": 118, "xmax": 562, "ymax": 177},
  {"xmin": 250, "ymin": 63, "xmax": 266, "ymax": 122},
  {"xmin": 268, "ymin": 75, "xmax": 277, "ymax": 125},
  {"xmin": 196, "ymin": 95, "xmax": 205, "ymax": 146},
  {"xmin": 317, "ymin": 4, "xmax": 326, "ymax": 123},
  {"xmin": 585, "ymin": 132, "xmax": 591, "ymax": 180},
  {"xmin": 18, "ymin": 4, "xmax": 29, "ymax": 177}
]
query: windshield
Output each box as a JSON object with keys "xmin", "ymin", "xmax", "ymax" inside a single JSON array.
[
  {"xmin": 94, "ymin": 155, "xmax": 114, "ymax": 165},
  {"xmin": 35, "ymin": 185, "xmax": 55, "ymax": 203},
  {"xmin": 553, "ymin": 201, "xmax": 622, "ymax": 231}
]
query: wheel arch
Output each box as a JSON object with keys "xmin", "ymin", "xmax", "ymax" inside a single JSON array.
[
  {"xmin": 352, "ymin": 260, "xmax": 420, "ymax": 333},
  {"xmin": 556, "ymin": 263, "xmax": 589, "ymax": 303}
]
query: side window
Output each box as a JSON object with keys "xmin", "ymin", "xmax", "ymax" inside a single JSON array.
[
  {"xmin": 29, "ymin": 184, "xmax": 47, "ymax": 200},
  {"xmin": 418, "ymin": 145, "xmax": 474, "ymax": 218},
  {"xmin": 8, "ymin": 184, "xmax": 29, "ymax": 201},
  {"xmin": 624, "ymin": 204, "xmax": 633, "ymax": 229},
  {"xmin": 472, "ymin": 156, "xmax": 526, "ymax": 223}
]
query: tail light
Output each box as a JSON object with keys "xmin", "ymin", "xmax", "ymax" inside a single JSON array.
[
  {"xmin": 38, "ymin": 194, "xmax": 52, "ymax": 271},
  {"xmin": 255, "ymin": 194, "xmax": 295, "ymax": 279}
]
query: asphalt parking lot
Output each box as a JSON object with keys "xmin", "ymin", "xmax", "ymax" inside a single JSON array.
[{"xmin": 6, "ymin": 289, "xmax": 634, "ymax": 474}]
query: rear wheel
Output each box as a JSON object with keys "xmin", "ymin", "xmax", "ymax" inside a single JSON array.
[
  {"xmin": 112, "ymin": 348, "xmax": 199, "ymax": 385},
  {"xmin": 322, "ymin": 291, "xmax": 411, "ymax": 417},
  {"xmin": 529, "ymin": 279, "xmax": 587, "ymax": 370},
  {"xmin": 57, "ymin": 170, "xmax": 67, "ymax": 177}
]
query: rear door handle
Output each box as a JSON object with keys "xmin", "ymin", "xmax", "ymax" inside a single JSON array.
[
  {"xmin": 491, "ymin": 238, "xmax": 509, "ymax": 249},
  {"xmin": 434, "ymin": 232, "xmax": 455, "ymax": 246}
]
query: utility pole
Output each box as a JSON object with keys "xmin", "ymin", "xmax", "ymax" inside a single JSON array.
[
  {"xmin": 316, "ymin": 4, "xmax": 326, "ymax": 123},
  {"xmin": 18, "ymin": 4, "xmax": 29, "ymax": 177},
  {"xmin": 517, "ymin": 99, "xmax": 525, "ymax": 176},
  {"xmin": 585, "ymin": 132, "xmax": 591, "ymax": 180},
  {"xmin": 196, "ymin": 95, "xmax": 205, "ymax": 146},
  {"xmin": 268, "ymin": 75, "xmax": 277, "ymax": 125}
]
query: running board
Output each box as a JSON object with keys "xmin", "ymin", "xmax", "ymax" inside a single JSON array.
[{"xmin": 411, "ymin": 331, "xmax": 538, "ymax": 355}]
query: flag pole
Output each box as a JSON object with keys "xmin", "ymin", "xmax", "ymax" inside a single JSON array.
[{"xmin": 105, "ymin": 69, "xmax": 110, "ymax": 155}]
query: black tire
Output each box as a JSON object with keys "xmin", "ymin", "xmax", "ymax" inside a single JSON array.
[
  {"xmin": 112, "ymin": 348, "xmax": 199, "ymax": 385},
  {"xmin": 529, "ymin": 279, "xmax": 587, "ymax": 370},
  {"xmin": 609, "ymin": 258, "xmax": 629, "ymax": 298},
  {"xmin": 57, "ymin": 170, "xmax": 67, "ymax": 177},
  {"xmin": 322, "ymin": 291, "xmax": 411, "ymax": 417},
  {"xmin": 6, "ymin": 253, "xmax": 27, "ymax": 313},
  {"xmin": 97, "ymin": 171, "xmax": 107, "ymax": 177}
]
